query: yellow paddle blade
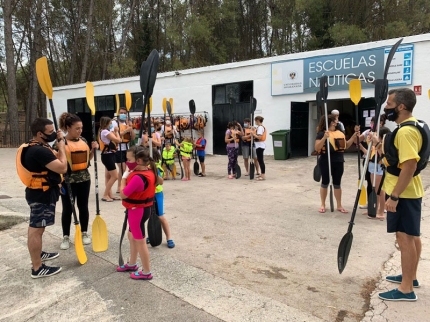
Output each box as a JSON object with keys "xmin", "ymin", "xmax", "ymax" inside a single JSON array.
[
  {"xmin": 358, "ymin": 180, "xmax": 367, "ymax": 206},
  {"xmin": 35, "ymin": 57, "xmax": 53, "ymax": 99},
  {"xmin": 92, "ymin": 215, "xmax": 108, "ymax": 252},
  {"xmin": 125, "ymin": 90, "xmax": 132, "ymax": 111},
  {"xmin": 74, "ymin": 224, "xmax": 87, "ymax": 264},
  {"xmin": 146, "ymin": 96, "xmax": 153, "ymax": 114},
  {"xmin": 85, "ymin": 82, "xmax": 96, "ymax": 116},
  {"xmin": 428, "ymin": 89, "xmax": 430, "ymax": 99},
  {"xmin": 115, "ymin": 94, "xmax": 120, "ymax": 115},
  {"xmin": 349, "ymin": 80, "xmax": 362, "ymax": 105},
  {"xmin": 169, "ymin": 98, "xmax": 174, "ymax": 114},
  {"xmin": 162, "ymin": 98, "xmax": 167, "ymax": 113}
]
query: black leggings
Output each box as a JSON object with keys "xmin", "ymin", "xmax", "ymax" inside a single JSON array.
[
  {"xmin": 256, "ymin": 148, "xmax": 265, "ymax": 174},
  {"xmin": 319, "ymin": 159, "xmax": 344, "ymax": 188},
  {"xmin": 61, "ymin": 180, "xmax": 91, "ymax": 236}
]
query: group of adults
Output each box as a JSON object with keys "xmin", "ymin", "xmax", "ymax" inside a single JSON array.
[
  {"xmin": 225, "ymin": 116, "xmax": 267, "ymax": 180},
  {"xmin": 315, "ymin": 88, "xmax": 427, "ymax": 302}
]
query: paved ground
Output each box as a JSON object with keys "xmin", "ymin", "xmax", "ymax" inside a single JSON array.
[{"xmin": 0, "ymin": 148, "xmax": 429, "ymax": 322}]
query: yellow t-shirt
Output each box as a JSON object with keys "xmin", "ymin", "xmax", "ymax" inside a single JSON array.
[{"xmin": 383, "ymin": 117, "xmax": 424, "ymax": 198}]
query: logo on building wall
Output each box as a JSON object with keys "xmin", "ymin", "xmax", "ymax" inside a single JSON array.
[{"xmin": 289, "ymin": 71, "xmax": 297, "ymax": 80}]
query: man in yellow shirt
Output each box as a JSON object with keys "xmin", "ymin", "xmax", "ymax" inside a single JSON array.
[{"xmin": 373, "ymin": 88, "xmax": 424, "ymax": 302}]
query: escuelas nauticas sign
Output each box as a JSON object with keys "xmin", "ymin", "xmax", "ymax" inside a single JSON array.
[{"xmin": 271, "ymin": 44, "xmax": 413, "ymax": 96}]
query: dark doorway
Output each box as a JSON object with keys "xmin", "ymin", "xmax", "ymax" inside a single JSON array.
[
  {"xmin": 212, "ymin": 101, "xmax": 253, "ymax": 155},
  {"xmin": 290, "ymin": 102, "xmax": 309, "ymax": 157}
]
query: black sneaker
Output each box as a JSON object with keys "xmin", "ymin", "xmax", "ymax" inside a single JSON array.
[
  {"xmin": 31, "ymin": 264, "xmax": 62, "ymax": 279},
  {"xmin": 41, "ymin": 251, "xmax": 59, "ymax": 261}
]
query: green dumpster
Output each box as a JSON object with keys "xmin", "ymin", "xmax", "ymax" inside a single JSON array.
[{"xmin": 270, "ymin": 130, "xmax": 290, "ymax": 160}]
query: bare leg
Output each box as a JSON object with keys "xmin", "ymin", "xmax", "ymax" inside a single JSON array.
[
  {"xmin": 320, "ymin": 187, "xmax": 327, "ymax": 209},
  {"xmin": 243, "ymin": 158, "xmax": 249, "ymax": 173},
  {"xmin": 127, "ymin": 231, "xmax": 138, "ymax": 264},
  {"xmin": 397, "ymin": 232, "xmax": 418, "ymax": 293},
  {"xmin": 104, "ymin": 169, "xmax": 118, "ymax": 199},
  {"xmin": 116, "ymin": 162, "xmax": 126, "ymax": 192},
  {"xmin": 135, "ymin": 238, "xmax": 151, "ymax": 273},
  {"xmin": 158, "ymin": 216, "xmax": 171, "ymax": 240},
  {"xmin": 201, "ymin": 162, "xmax": 206, "ymax": 175},
  {"xmin": 413, "ymin": 236, "xmax": 421, "ymax": 280},
  {"xmin": 28, "ymin": 227, "xmax": 45, "ymax": 270},
  {"xmin": 334, "ymin": 188, "xmax": 344, "ymax": 210}
]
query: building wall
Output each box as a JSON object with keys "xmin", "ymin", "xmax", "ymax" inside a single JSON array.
[{"xmin": 50, "ymin": 34, "xmax": 430, "ymax": 156}]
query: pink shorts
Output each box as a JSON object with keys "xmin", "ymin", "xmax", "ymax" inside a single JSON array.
[{"xmin": 182, "ymin": 156, "xmax": 191, "ymax": 161}]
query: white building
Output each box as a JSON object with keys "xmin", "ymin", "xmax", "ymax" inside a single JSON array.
[{"xmin": 48, "ymin": 33, "xmax": 430, "ymax": 157}]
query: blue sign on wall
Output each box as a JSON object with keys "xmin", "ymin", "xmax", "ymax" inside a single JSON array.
[{"xmin": 271, "ymin": 44, "xmax": 414, "ymax": 96}]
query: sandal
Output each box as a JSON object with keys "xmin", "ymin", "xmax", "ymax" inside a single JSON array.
[
  {"xmin": 167, "ymin": 239, "xmax": 175, "ymax": 248},
  {"xmin": 111, "ymin": 197, "xmax": 121, "ymax": 201},
  {"xmin": 228, "ymin": 175, "xmax": 234, "ymax": 179},
  {"xmin": 256, "ymin": 177, "xmax": 265, "ymax": 181},
  {"xmin": 337, "ymin": 208, "xmax": 348, "ymax": 214},
  {"xmin": 101, "ymin": 198, "xmax": 114, "ymax": 202},
  {"xmin": 318, "ymin": 207, "xmax": 326, "ymax": 213},
  {"xmin": 376, "ymin": 214, "xmax": 385, "ymax": 221}
]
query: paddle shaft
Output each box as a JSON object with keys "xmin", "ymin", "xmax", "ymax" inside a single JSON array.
[
  {"xmin": 354, "ymin": 103, "xmax": 361, "ymax": 179},
  {"xmin": 91, "ymin": 115, "xmax": 100, "ymax": 215}
]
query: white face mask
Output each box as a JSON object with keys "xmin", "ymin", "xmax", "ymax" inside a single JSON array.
[{"xmin": 166, "ymin": 121, "xmax": 171, "ymax": 125}]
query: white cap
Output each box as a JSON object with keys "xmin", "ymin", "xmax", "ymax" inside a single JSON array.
[
  {"xmin": 165, "ymin": 120, "xmax": 171, "ymax": 125},
  {"xmin": 331, "ymin": 109, "xmax": 340, "ymax": 115}
]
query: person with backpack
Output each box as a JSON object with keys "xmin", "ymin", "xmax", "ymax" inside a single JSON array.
[
  {"xmin": 252, "ymin": 116, "xmax": 267, "ymax": 180},
  {"xmin": 372, "ymin": 88, "xmax": 429, "ymax": 302}
]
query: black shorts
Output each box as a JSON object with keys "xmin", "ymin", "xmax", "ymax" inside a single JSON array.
[
  {"xmin": 101, "ymin": 153, "xmax": 116, "ymax": 171},
  {"xmin": 115, "ymin": 150, "xmax": 127, "ymax": 163},
  {"xmin": 386, "ymin": 197, "xmax": 422, "ymax": 236},
  {"xmin": 198, "ymin": 155, "xmax": 205, "ymax": 163}
]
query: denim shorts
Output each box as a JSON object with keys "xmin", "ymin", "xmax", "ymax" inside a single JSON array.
[{"xmin": 368, "ymin": 161, "xmax": 383, "ymax": 175}]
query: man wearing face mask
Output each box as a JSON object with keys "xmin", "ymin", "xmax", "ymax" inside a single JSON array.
[
  {"xmin": 16, "ymin": 118, "xmax": 68, "ymax": 278},
  {"xmin": 372, "ymin": 88, "xmax": 426, "ymax": 302},
  {"xmin": 113, "ymin": 107, "xmax": 135, "ymax": 193}
]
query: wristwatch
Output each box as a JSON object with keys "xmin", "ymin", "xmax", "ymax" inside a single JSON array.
[{"xmin": 390, "ymin": 195, "xmax": 399, "ymax": 202}]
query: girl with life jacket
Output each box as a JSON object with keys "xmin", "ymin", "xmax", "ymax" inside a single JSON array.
[
  {"xmin": 225, "ymin": 121, "xmax": 243, "ymax": 179},
  {"xmin": 314, "ymin": 114, "xmax": 359, "ymax": 214},
  {"xmin": 251, "ymin": 116, "xmax": 266, "ymax": 180},
  {"xmin": 118, "ymin": 146, "xmax": 160, "ymax": 280},
  {"xmin": 359, "ymin": 127, "xmax": 391, "ymax": 220},
  {"xmin": 162, "ymin": 141, "xmax": 177, "ymax": 180},
  {"xmin": 98, "ymin": 116, "xmax": 121, "ymax": 202},
  {"xmin": 57, "ymin": 113, "xmax": 99, "ymax": 249},
  {"xmin": 175, "ymin": 136, "xmax": 194, "ymax": 181}
]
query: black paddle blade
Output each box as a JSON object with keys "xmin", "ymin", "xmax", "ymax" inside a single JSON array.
[
  {"xmin": 148, "ymin": 204, "xmax": 162, "ymax": 247},
  {"xmin": 320, "ymin": 76, "xmax": 328, "ymax": 101},
  {"xmin": 189, "ymin": 99, "xmax": 196, "ymax": 114},
  {"xmin": 251, "ymin": 97, "xmax": 257, "ymax": 112},
  {"xmin": 194, "ymin": 161, "xmax": 199, "ymax": 175},
  {"xmin": 166, "ymin": 101, "xmax": 172, "ymax": 116},
  {"xmin": 235, "ymin": 164, "xmax": 241, "ymax": 179},
  {"xmin": 367, "ymin": 189, "xmax": 377, "ymax": 217},
  {"xmin": 316, "ymin": 91, "xmax": 322, "ymax": 109},
  {"xmin": 250, "ymin": 163, "xmax": 255, "ymax": 180},
  {"xmin": 384, "ymin": 38, "xmax": 403, "ymax": 80},
  {"xmin": 329, "ymin": 186, "xmax": 334, "ymax": 212},
  {"xmin": 140, "ymin": 49, "xmax": 159, "ymax": 98},
  {"xmin": 118, "ymin": 211, "xmax": 128, "ymax": 266},
  {"xmin": 337, "ymin": 232, "xmax": 353, "ymax": 274}
]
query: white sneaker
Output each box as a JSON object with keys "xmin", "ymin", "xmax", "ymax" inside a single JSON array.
[
  {"xmin": 60, "ymin": 236, "xmax": 70, "ymax": 250},
  {"xmin": 82, "ymin": 232, "xmax": 91, "ymax": 245},
  {"xmin": 359, "ymin": 204, "xmax": 368, "ymax": 209}
]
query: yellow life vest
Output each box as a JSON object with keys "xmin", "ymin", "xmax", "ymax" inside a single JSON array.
[
  {"xmin": 321, "ymin": 131, "xmax": 346, "ymax": 153},
  {"xmin": 16, "ymin": 141, "xmax": 56, "ymax": 191},
  {"xmin": 162, "ymin": 148, "xmax": 175, "ymax": 165},
  {"xmin": 180, "ymin": 141, "xmax": 193, "ymax": 158},
  {"xmin": 119, "ymin": 123, "xmax": 131, "ymax": 143},
  {"xmin": 65, "ymin": 138, "xmax": 90, "ymax": 172}
]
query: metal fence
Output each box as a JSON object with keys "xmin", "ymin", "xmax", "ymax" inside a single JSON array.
[{"xmin": 0, "ymin": 130, "xmax": 30, "ymax": 148}]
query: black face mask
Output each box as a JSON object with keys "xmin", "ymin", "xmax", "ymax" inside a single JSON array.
[
  {"xmin": 41, "ymin": 131, "xmax": 57, "ymax": 143},
  {"xmin": 384, "ymin": 105, "xmax": 399, "ymax": 122}
]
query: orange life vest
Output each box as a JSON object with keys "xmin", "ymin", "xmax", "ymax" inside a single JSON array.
[
  {"xmin": 254, "ymin": 125, "xmax": 267, "ymax": 142},
  {"xmin": 320, "ymin": 131, "xmax": 346, "ymax": 154},
  {"xmin": 16, "ymin": 140, "xmax": 57, "ymax": 191},
  {"xmin": 243, "ymin": 128, "xmax": 251, "ymax": 142},
  {"xmin": 122, "ymin": 170, "xmax": 156, "ymax": 209},
  {"xmin": 119, "ymin": 123, "xmax": 131, "ymax": 143},
  {"xmin": 65, "ymin": 138, "xmax": 90, "ymax": 172},
  {"xmin": 99, "ymin": 130, "xmax": 117, "ymax": 153},
  {"xmin": 164, "ymin": 124, "xmax": 173, "ymax": 138}
]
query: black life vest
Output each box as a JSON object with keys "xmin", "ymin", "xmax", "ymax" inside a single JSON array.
[{"xmin": 382, "ymin": 119, "xmax": 430, "ymax": 177}]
